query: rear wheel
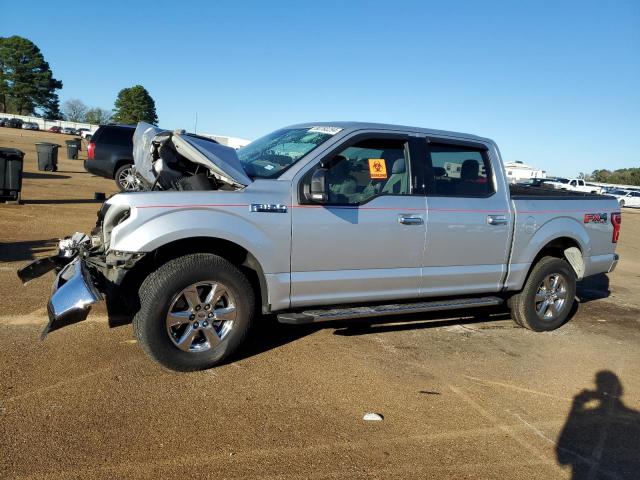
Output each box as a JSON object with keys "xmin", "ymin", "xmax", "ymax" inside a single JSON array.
[
  {"xmin": 510, "ymin": 256, "xmax": 576, "ymax": 331},
  {"xmin": 133, "ymin": 253, "xmax": 255, "ymax": 371},
  {"xmin": 115, "ymin": 164, "xmax": 137, "ymax": 191}
]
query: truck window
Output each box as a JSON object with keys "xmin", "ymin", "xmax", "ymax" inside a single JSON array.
[
  {"xmin": 426, "ymin": 144, "xmax": 494, "ymax": 197},
  {"xmin": 321, "ymin": 138, "xmax": 410, "ymax": 205}
]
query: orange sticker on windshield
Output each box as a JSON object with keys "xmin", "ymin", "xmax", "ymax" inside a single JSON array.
[{"xmin": 368, "ymin": 159, "xmax": 387, "ymax": 179}]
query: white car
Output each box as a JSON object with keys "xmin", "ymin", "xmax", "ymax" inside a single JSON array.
[
  {"xmin": 609, "ymin": 189, "xmax": 640, "ymax": 208},
  {"xmin": 79, "ymin": 129, "xmax": 95, "ymax": 140},
  {"xmin": 61, "ymin": 127, "xmax": 79, "ymax": 135}
]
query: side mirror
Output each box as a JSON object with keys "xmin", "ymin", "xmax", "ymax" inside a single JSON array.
[{"xmin": 307, "ymin": 168, "xmax": 328, "ymax": 203}]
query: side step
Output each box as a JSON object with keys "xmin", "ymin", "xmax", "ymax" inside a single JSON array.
[{"xmin": 277, "ymin": 296, "xmax": 504, "ymax": 325}]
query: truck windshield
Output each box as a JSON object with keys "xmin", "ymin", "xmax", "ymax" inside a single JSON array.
[{"xmin": 237, "ymin": 127, "xmax": 340, "ymax": 179}]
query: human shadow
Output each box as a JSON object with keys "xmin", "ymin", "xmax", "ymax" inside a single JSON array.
[
  {"xmin": 22, "ymin": 172, "xmax": 71, "ymax": 180},
  {"xmin": 0, "ymin": 239, "xmax": 58, "ymax": 262},
  {"xmin": 557, "ymin": 371, "xmax": 640, "ymax": 479},
  {"xmin": 576, "ymin": 274, "xmax": 611, "ymax": 304}
]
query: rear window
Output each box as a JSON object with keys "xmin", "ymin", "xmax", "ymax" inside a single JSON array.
[
  {"xmin": 95, "ymin": 127, "xmax": 134, "ymax": 147},
  {"xmin": 428, "ymin": 144, "xmax": 494, "ymax": 197}
]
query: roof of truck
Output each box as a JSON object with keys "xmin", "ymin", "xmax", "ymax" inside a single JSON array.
[{"xmin": 287, "ymin": 121, "xmax": 494, "ymax": 144}]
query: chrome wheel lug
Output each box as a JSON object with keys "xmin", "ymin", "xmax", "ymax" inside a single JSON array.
[
  {"xmin": 204, "ymin": 304, "xmax": 210, "ymax": 310},
  {"xmin": 195, "ymin": 305, "xmax": 201, "ymax": 311},
  {"xmin": 208, "ymin": 312, "xmax": 214, "ymax": 318},
  {"xmin": 202, "ymin": 320, "xmax": 209, "ymax": 327},
  {"xmin": 189, "ymin": 314, "xmax": 195, "ymax": 320},
  {"xmin": 193, "ymin": 321, "xmax": 199, "ymax": 328}
]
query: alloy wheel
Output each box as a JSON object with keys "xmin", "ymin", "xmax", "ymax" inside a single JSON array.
[{"xmin": 165, "ymin": 281, "xmax": 237, "ymax": 353}]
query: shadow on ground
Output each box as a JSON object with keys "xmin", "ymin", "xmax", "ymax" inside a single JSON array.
[
  {"xmin": 0, "ymin": 239, "xmax": 57, "ymax": 262},
  {"xmin": 232, "ymin": 307, "xmax": 513, "ymax": 363},
  {"xmin": 577, "ymin": 274, "xmax": 611, "ymax": 303},
  {"xmin": 557, "ymin": 370, "xmax": 640, "ymax": 479},
  {"xmin": 22, "ymin": 172, "xmax": 71, "ymax": 180},
  {"xmin": 22, "ymin": 198, "xmax": 103, "ymax": 205}
]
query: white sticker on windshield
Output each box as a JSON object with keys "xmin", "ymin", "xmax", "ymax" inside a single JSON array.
[{"xmin": 308, "ymin": 126, "xmax": 342, "ymax": 135}]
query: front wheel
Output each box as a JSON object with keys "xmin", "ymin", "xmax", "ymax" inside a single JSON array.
[
  {"xmin": 510, "ymin": 256, "xmax": 577, "ymax": 331},
  {"xmin": 133, "ymin": 253, "xmax": 255, "ymax": 371},
  {"xmin": 619, "ymin": 200, "xmax": 625, "ymax": 207}
]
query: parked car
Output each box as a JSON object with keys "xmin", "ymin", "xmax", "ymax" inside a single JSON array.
[
  {"xmin": 61, "ymin": 127, "xmax": 79, "ymax": 135},
  {"xmin": 22, "ymin": 122, "xmax": 39, "ymax": 130},
  {"xmin": 48, "ymin": 126, "xmax": 62, "ymax": 133},
  {"xmin": 84, "ymin": 124, "xmax": 136, "ymax": 191},
  {"xmin": 79, "ymin": 129, "xmax": 94, "ymax": 140},
  {"xmin": 77, "ymin": 128, "xmax": 90, "ymax": 137},
  {"xmin": 609, "ymin": 189, "xmax": 640, "ymax": 208},
  {"xmin": 7, "ymin": 118, "xmax": 23, "ymax": 129},
  {"xmin": 0, "ymin": 118, "xmax": 7, "ymax": 127},
  {"xmin": 18, "ymin": 121, "xmax": 621, "ymax": 372}
]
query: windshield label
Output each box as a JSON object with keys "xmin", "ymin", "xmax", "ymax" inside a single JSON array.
[{"xmin": 308, "ymin": 126, "xmax": 342, "ymax": 135}]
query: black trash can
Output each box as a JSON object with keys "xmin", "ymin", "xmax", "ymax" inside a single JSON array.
[
  {"xmin": 65, "ymin": 139, "xmax": 80, "ymax": 159},
  {"xmin": 0, "ymin": 147, "xmax": 25, "ymax": 202},
  {"xmin": 35, "ymin": 142, "xmax": 59, "ymax": 172}
]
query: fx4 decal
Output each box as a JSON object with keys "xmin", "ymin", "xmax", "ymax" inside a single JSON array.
[{"xmin": 584, "ymin": 213, "xmax": 608, "ymax": 224}]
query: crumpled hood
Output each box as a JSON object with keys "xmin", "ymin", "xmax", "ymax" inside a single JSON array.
[{"xmin": 132, "ymin": 122, "xmax": 252, "ymax": 188}]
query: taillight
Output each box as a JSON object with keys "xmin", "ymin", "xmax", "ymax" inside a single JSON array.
[
  {"xmin": 87, "ymin": 142, "xmax": 95, "ymax": 160},
  {"xmin": 611, "ymin": 212, "xmax": 621, "ymax": 243}
]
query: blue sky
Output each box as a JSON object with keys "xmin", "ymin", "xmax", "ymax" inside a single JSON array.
[{"xmin": 2, "ymin": 0, "xmax": 638, "ymax": 177}]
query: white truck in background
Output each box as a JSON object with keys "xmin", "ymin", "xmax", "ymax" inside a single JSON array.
[{"xmin": 547, "ymin": 178, "xmax": 602, "ymax": 194}]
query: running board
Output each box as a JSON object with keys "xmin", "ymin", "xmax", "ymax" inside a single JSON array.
[{"xmin": 277, "ymin": 296, "xmax": 503, "ymax": 325}]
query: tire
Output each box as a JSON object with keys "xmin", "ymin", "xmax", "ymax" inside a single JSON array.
[
  {"xmin": 510, "ymin": 256, "xmax": 577, "ymax": 331},
  {"xmin": 44, "ymin": 165, "xmax": 53, "ymax": 172},
  {"xmin": 619, "ymin": 200, "xmax": 625, "ymax": 207},
  {"xmin": 114, "ymin": 164, "xmax": 136, "ymax": 192},
  {"xmin": 133, "ymin": 253, "xmax": 255, "ymax": 371}
]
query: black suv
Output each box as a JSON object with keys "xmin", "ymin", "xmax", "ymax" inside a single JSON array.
[{"xmin": 85, "ymin": 125, "xmax": 136, "ymax": 191}]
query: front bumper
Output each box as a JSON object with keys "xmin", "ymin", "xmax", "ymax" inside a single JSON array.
[{"xmin": 41, "ymin": 258, "xmax": 103, "ymax": 339}]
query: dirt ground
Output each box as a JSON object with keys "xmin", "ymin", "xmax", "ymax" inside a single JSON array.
[{"xmin": 1, "ymin": 128, "xmax": 639, "ymax": 480}]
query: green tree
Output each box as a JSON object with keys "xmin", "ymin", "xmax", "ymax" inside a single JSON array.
[
  {"xmin": 85, "ymin": 107, "xmax": 112, "ymax": 125},
  {"xmin": 0, "ymin": 36, "xmax": 62, "ymax": 117},
  {"xmin": 111, "ymin": 85, "xmax": 158, "ymax": 125},
  {"xmin": 591, "ymin": 168, "xmax": 640, "ymax": 186}
]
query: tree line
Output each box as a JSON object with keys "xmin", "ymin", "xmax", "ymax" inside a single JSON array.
[
  {"xmin": 590, "ymin": 168, "xmax": 640, "ymax": 187},
  {"xmin": 0, "ymin": 35, "xmax": 158, "ymax": 125}
]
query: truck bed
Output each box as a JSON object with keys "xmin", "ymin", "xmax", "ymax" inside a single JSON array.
[{"xmin": 509, "ymin": 185, "xmax": 608, "ymax": 200}]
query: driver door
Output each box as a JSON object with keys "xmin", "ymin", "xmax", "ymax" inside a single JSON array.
[{"xmin": 290, "ymin": 134, "xmax": 426, "ymax": 307}]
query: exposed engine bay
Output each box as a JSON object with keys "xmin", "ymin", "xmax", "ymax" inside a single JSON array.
[{"xmin": 131, "ymin": 122, "xmax": 251, "ymax": 191}]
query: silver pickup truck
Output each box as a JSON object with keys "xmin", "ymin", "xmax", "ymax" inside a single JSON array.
[{"xmin": 18, "ymin": 122, "xmax": 621, "ymax": 371}]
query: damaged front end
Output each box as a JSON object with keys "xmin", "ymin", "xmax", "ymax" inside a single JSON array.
[{"xmin": 17, "ymin": 211, "xmax": 145, "ymax": 339}]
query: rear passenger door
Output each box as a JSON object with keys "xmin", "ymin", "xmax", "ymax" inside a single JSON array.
[{"xmin": 421, "ymin": 138, "xmax": 512, "ymax": 296}]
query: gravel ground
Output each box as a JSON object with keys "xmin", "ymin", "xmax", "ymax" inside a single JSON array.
[{"xmin": 1, "ymin": 129, "xmax": 639, "ymax": 479}]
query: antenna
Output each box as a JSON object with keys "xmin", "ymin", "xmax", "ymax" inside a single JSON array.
[{"xmin": 194, "ymin": 112, "xmax": 198, "ymax": 133}]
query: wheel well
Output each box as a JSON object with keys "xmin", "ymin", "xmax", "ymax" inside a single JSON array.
[
  {"xmin": 527, "ymin": 237, "xmax": 582, "ymax": 282},
  {"xmin": 119, "ymin": 237, "xmax": 268, "ymax": 314},
  {"xmin": 531, "ymin": 237, "xmax": 580, "ymax": 264},
  {"xmin": 113, "ymin": 160, "xmax": 133, "ymax": 178}
]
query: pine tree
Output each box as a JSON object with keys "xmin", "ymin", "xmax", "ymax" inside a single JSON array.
[
  {"xmin": 0, "ymin": 36, "xmax": 62, "ymax": 116},
  {"xmin": 111, "ymin": 85, "xmax": 158, "ymax": 125}
]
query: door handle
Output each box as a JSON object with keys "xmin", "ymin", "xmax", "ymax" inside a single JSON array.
[
  {"xmin": 398, "ymin": 214, "xmax": 424, "ymax": 225},
  {"xmin": 486, "ymin": 215, "xmax": 508, "ymax": 225}
]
